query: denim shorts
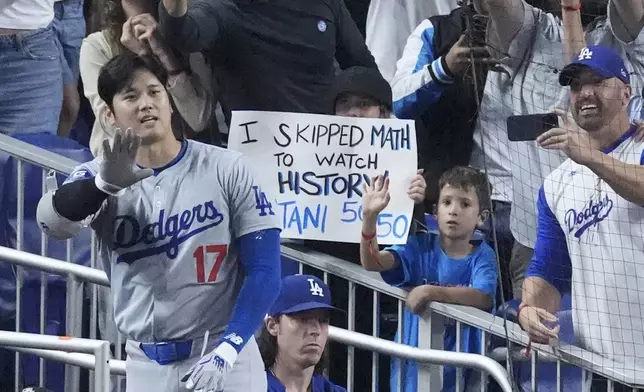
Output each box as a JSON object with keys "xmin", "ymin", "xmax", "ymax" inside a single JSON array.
[
  {"xmin": 53, "ymin": 0, "xmax": 85, "ymax": 85},
  {"xmin": 0, "ymin": 26, "xmax": 63, "ymax": 134}
]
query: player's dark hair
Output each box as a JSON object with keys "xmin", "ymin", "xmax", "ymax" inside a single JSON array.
[
  {"xmin": 438, "ymin": 166, "xmax": 492, "ymax": 212},
  {"xmin": 97, "ymin": 53, "xmax": 168, "ymax": 109},
  {"xmin": 257, "ymin": 316, "xmax": 329, "ymax": 375}
]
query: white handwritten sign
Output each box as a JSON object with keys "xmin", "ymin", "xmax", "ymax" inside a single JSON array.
[{"xmin": 228, "ymin": 111, "xmax": 417, "ymax": 245}]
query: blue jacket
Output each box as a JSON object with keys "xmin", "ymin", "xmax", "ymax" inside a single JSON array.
[{"xmin": 390, "ymin": 6, "xmax": 486, "ymax": 204}]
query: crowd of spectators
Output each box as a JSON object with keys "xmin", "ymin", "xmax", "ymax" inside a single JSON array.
[{"xmin": 1, "ymin": 0, "xmax": 644, "ymax": 389}]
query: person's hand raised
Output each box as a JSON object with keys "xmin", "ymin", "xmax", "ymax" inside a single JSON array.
[
  {"xmin": 131, "ymin": 14, "xmax": 167, "ymax": 59},
  {"xmin": 95, "ymin": 128, "xmax": 153, "ymax": 196},
  {"xmin": 362, "ymin": 174, "xmax": 391, "ymax": 219},
  {"xmin": 121, "ymin": 16, "xmax": 151, "ymax": 56}
]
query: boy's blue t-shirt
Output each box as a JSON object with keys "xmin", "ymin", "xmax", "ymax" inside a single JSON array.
[
  {"xmin": 382, "ymin": 232, "xmax": 498, "ymax": 392},
  {"xmin": 266, "ymin": 370, "xmax": 347, "ymax": 392}
]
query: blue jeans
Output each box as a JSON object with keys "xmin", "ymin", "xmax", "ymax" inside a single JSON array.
[
  {"xmin": 0, "ymin": 26, "xmax": 63, "ymax": 134},
  {"xmin": 53, "ymin": 0, "xmax": 85, "ymax": 85}
]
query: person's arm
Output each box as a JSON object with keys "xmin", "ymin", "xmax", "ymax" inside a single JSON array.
[
  {"xmin": 220, "ymin": 155, "xmax": 281, "ymax": 353},
  {"xmin": 521, "ymin": 186, "xmax": 572, "ymax": 314},
  {"xmin": 561, "ymin": 0, "xmax": 585, "ymax": 61},
  {"xmin": 219, "ymin": 229, "xmax": 281, "ymax": 353},
  {"xmin": 406, "ymin": 244, "xmax": 497, "ymax": 313},
  {"xmin": 36, "ymin": 164, "xmax": 108, "ymax": 240},
  {"xmin": 579, "ymin": 147, "xmax": 644, "ymax": 206},
  {"xmin": 608, "ymin": 0, "xmax": 644, "ymax": 44},
  {"xmin": 409, "ymin": 285, "xmax": 493, "ymax": 311},
  {"xmin": 390, "ymin": 20, "xmax": 453, "ymax": 120},
  {"xmin": 166, "ymin": 55, "xmax": 213, "ymax": 132},
  {"xmin": 359, "ymin": 215, "xmax": 399, "ymax": 272},
  {"xmin": 334, "ymin": 0, "xmax": 377, "ymax": 69},
  {"xmin": 158, "ymin": 0, "xmax": 226, "ymax": 53},
  {"xmin": 79, "ymin": 34, "xmax": 114, "ymax": 156}
]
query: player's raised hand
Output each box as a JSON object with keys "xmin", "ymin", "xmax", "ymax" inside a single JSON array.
[
  {"xmin": 362, "ymin": 174, "xmax": 391, "ymax": 219},
  {"xmin": 95, "ymin": 128, "xmax": 154, "ymax": 196},
  {"xmin": 182, "ymin": 342, "xmax": 237, "ymax": 392}
]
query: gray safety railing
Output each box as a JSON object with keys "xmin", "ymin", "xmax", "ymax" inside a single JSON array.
[
  {"xmin": 281, "ymin": 242, "xmax": 644, "ymax": 392},
  {"xmin": 0, "ymin": 331, "xmax": 111, "ymax": 392},
  {"xmin": 0, "ymin": 134, "xmax": 125, "ymax": 392},
  {"xmin": 0, "ymin": 245, "xmax": 513, "ymax": 392},
  {"xmin": 1, "ymin": 133, "xmax": 643, "ymax": 392}
]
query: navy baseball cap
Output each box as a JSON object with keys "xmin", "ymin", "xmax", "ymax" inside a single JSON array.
[
  {"xmin": 559, "ymin": 45, "xmax": 629, "ymax": 86},
  {"xmin": 268, "ymin": 275, "xmax": 342, "ymax": 316}
]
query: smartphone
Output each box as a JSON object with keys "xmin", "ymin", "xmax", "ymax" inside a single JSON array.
[{"xmin": 506, "ymin": 113, "xmax": 559, "ymax": 142}]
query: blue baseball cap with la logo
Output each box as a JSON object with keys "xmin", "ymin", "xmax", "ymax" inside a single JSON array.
[
  {"xmin": 268, "ymin": 274, "xmax": 342, "ymax": 316},
  {"xmin": 559, "ymin": 45, "xmax": 630, "ymax": 86}
]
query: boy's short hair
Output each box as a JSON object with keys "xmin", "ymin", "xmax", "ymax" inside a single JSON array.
[
  {"xmin": 97, "ymin": 53, "xmax": 168, "ymax": 109},
  {"xmin": 438, "ymin": 166, "xmax": 492, "ymax": 212}
]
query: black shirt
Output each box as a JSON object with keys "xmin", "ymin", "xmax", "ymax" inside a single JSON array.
[{"xmin": 159, "ymin": 0, "xmax": 378, "ymax": 117}]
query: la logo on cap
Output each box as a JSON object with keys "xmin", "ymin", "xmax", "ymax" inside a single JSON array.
[
  {"xmin": 308, "ymin": 278, "xmax": 324, "ymax": 297},
  {"xmin": 578, "ymin": 47, "xmax": 593, "ymax": 60}
]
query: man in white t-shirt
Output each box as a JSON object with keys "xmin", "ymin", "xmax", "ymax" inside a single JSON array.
[
  {"xmin": 520, "ymin": 45, "xmax": 644, "ymax": 383},
  {"xmin": 0, "ymin": 0, "xmax": 63, "ymax": 134}
]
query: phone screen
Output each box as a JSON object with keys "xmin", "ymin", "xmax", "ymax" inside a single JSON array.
[{"xmin": 506, "ymin": 113, "xmax": 559, "ymax": 142}]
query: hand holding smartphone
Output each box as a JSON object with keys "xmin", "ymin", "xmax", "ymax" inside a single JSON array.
[{"xmin": 506, "ymin": 113, "xmax": 559, "ymax": 142}]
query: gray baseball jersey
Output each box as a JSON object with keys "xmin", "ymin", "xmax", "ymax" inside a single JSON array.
[{"xmin": 63, "ymin": 140, "xmax": 279, "ymax": 342}]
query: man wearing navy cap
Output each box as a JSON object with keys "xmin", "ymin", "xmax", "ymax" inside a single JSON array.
[
  {"xmin": 519, "ymin": 45, "xmax": 644, "ymax": 376},
  {"xmin": 258, "ymin": 275, "xmax": 346, "ymax": 392}
]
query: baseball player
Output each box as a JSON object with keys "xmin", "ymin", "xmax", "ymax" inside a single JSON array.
[{"xmin": 36, "ymin": 53, "xmax": 282, "ymax": 392}]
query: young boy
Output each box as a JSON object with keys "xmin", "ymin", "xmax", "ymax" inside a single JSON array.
[{"xmin": 359, "ymin": 166, "xmax": 498, "ymax": 392}]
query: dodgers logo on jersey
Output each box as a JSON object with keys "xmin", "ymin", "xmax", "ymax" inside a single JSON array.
[
  {"xmin": 564, "ymin": 194, "xmax": 613, "ymax": 238},
  {"xmin": 113, "ymin": 200, "xmax": 225, "ymax": 264},
  {"xmin": 253, "ymin": 185, "xmax": 275, "ymax": 217}
]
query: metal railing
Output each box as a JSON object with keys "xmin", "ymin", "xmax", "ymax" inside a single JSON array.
[
  {"xmin": 281, "ymin": 242, "xmax": 644, "ymax": 391},
  {"xmin": 2, "ymin": 133, "xmax": 643, "ymax": 392},
  {"xmin": 0, "ymin": 245, "xmax": 513, "ymax": 392},
  {"xmin": 0, "ymin": 331, "xmax": 111, "ymax": 392}
]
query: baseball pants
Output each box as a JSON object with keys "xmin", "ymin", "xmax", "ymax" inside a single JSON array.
[{"xmin": 124, "ymin": 336, "xmax": 266, "ymax": 392}]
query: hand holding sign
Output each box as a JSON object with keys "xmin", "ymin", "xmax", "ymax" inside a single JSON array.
[{"xmin": 407, "ymin": 169, "xmax": 426, "ymax": 204}]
